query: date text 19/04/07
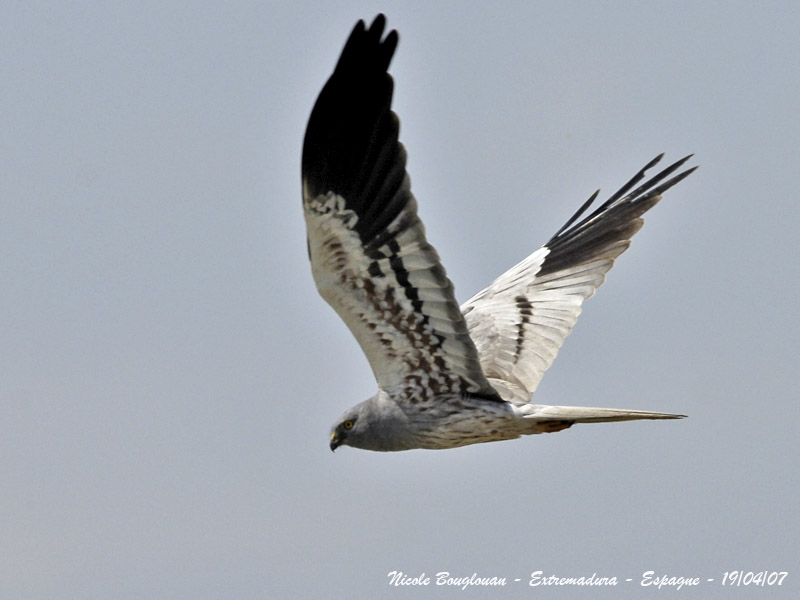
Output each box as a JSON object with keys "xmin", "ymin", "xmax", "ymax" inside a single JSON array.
[{"xmin": 387, "ymin": 570, "xmax": 788, "ymax": 590}]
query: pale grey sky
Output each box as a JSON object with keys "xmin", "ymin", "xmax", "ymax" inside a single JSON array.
[{"xmin": 2, "ymin": 1, "xmax": 798, "ymax": 598}]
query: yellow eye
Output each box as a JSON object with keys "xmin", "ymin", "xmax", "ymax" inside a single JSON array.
[{"xmin": 343, "ymin": 420, "xmax": 354, "ymax": 430}]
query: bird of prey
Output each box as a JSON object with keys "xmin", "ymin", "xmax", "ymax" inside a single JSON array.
[{"xmin": 302, "ymin": 14, "xmax": 695, "ymax": 452}]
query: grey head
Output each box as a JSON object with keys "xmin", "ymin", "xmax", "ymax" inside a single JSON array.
[{"xmin": 329, "ymin": 392, "xmax": 417, "ymax": 452}]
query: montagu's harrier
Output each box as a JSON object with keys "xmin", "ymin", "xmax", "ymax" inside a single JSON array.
[{"xmin": 301, "ymin": 15, "xmax": 695, "ymax": 452}]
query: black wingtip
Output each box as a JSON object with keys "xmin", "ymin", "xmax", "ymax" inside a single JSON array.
[
  {"xmin": 368, "ymin": 13, "xmax": 387, "ymax": 39},
  {"xmin": 551, "ymin": 189, "xmax": 599, "ymax": 239},
  {"xmin": 541, "ymin": 154, "xmax": 696, "ymax": 271},
  {"xmin": 557, "ymin": 153, "xmax": 697, "ymax": 239},
  {"xmin": 303, "ymin": 15, "xmax": 401, "ymax": 199},
  {"xmin": 626, "ymin": 154, "xmax": 696, "ymax": 201},
  {"xmin": 302, "ymin": 15, "xmax": 411, "ymax": 245},
  {"xmin": 649, "ymin": 163, "xmax": 698, "ymax": 198},
  {"xmin": 334, "ymin": 14, "xmax": 398, "ymax": 78}
]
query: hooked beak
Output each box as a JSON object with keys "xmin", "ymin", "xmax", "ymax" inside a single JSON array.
[{"xmin": 330, "ymin": 431, "xmax": 341, "ymax": 452}]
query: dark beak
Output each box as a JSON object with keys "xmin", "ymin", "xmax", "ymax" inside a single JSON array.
[{"xmin": 330, "ymin": 432, "xmax": 341, "ymax": 452}]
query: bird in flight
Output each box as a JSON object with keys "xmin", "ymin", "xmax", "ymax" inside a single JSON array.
[{"xmin": 302, "ymin": 14, "xmax": 695, "ymax": 452}]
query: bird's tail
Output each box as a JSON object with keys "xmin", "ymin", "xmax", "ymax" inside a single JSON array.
[{"xmin": 516, "ymin": 404, "xmax": 685, "ymax": 433}]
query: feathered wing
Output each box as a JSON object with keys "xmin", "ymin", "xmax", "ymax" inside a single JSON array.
[
  {"xmin": 302, "ymin": 15, "xmax": 500, "ymax": 402},
  {"xmin": 463, "ymin": 154, "xmax": 697, "ymax": 403}
]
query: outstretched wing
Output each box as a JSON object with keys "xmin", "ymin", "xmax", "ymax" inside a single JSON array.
[
  {"xmin": 302, "ymin": 15, "xmax": 500, "ymax": 402},
  {"xmin": 463, "ymin": 154, "xmax": 696, "ymax": 403}
]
